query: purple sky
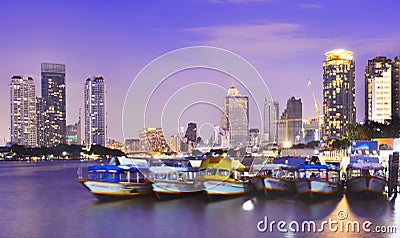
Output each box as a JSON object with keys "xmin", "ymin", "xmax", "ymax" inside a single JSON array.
[{"xmin": 1, "ymin": 0, "xmax": 400, "ymax": 144}]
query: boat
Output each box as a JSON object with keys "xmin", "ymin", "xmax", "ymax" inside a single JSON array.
[
  {"xmin": 194, "ymin": 157, "xmax": 255, "ymax": 198},
  {"xmin": 149, "ymin": 165, "xmax": 201, "ymax": 199},
  {"xmin": 295, "ymin": 163, "xmax": 342, "ymax": 199},
  {"xmin": 346, "ymin": 156, "xmax": 386, "ymax": 197},
  {"xmin": 76, "ymin": 156, "xmax": 153, "ymax": 200},
  {"xmin": 252, "ymin": 157, "xmax": 307, "ymax": 196}
]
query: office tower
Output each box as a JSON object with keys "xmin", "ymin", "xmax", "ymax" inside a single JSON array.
[
  {"xmin": 41, "ymin": 63, "xmax": 66, "ymax": 146},
  {"xmin": 392, "ymin": 56, "xmax": 400, "ymax": 119},
  {"xmin": 66, "ymin": 123, "xmax": 80, "ymax": 145},
  {"xmin": 9, "ymin": 75, "xmax": 37, "ymax": 146},
  {"xmin": 222, "ymin": 86, "xmax": 249, "ymax": 148},
  {"xmin": 278, "ymin": 97, "xmax": 302, "ymax": 145},
  {"xmin": 169, "ymin": 134, "xmax": 182, "ymax": 152},
  {"xmin": 84, "ymin": 76, "xmax": 106, "ymax": 147},
  {"xmin": 365, "ymin": 56, "xmax": 392, "ymax": 123},
  {"xmin": 185, "ymin": 122, "xmax": 197, "ymax": 145},
  {"xmin": 323, "ymin": 49, "xmax": 356, "ymax": 138},
  {"xmin": 263, "ymin": 100, "xmax": 279, "ymax": 143}
]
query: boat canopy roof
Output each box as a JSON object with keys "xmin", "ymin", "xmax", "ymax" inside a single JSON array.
[
  {"xmin": 297, "ymin": 164, "xmax": 339, "ymax": 171},
  {"xmin": 273, "ymin": 157, "xmax": 307, "ymax": 165},
  {"xmin": 252, "ymin": 163, "xmax": 293, "ymax": 170},
  {"xmin": 110, "ymin": 156, "xmax": 149, "ymax": 168},
  {"xmin": 88, "ymin": 164, "xmax": 149, "ymax": 173},
  {"xmin": 347, "ymin": 163, "xmax": 384, "ymax": 170},
  {"xmin": 199, "ymin": 157, "xmax": 246, "ymax": 171},
  {"xmin": 149, "ymin": 166, "xmax": 198, "ymax": 173},
  {"xmin": 349, "ymin": 156, "xmax": 379, "ymax": 164}
]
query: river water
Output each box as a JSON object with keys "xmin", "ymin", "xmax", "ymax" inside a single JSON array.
[{"xmin": 0, "ymin": 161, "xmax": 399, "ymax": 238}]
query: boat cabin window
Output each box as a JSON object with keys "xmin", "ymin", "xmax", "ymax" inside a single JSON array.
[
  {"xmin": 168, "ymin": 172, "xmax": 177, "ymax": 180},
  {"xmin": 107, "ymin": 170, "xmax": 118, "ymax": 180},
  {"xmin": 120, "ymin": 171, "xmax": 128, "ymax": 182},
  {"xmin": 197, "ymin": 170, "xmax": 205, "ymax": 176},
  {"xmin": 218, "ymin": 169, "xmax": 230, "ymax": 177},
  {"xmin": 95, "ymin": 170, "xmax": 106, "ymax": 179},
  {"xmin": 155, "ymin": 173, "xmax": 167, "ymax": 180},
  {"xmin": 206, "ymin": 168, "xmax": 217, "ymax": 176},
  {"xmin": 348, "ymin": 169, "xmax": 361, "ymax": 178},
  {"xmin": 177, "ymin": 172, "xmax": 185, "ymax": 181},
  {"xmin": 88, "ymin": 171, "xmax": 94, "ymax": 179},
  {"xmin": 374, "ymin": 169, "xmax": 385, "ymax": 177}
]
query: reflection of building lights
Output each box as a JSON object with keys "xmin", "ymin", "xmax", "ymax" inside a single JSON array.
[{"xmin": 283, "ymin": 141, "xmax": 292, "ymax": 148}]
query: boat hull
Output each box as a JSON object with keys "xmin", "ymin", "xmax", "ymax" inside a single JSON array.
[
  {"xmin": 198, "ymin": 179, "xmax": 255, "ymax": 198},
  {"xmin": 77, "ymin": 178, "xmax": 153, "ymax": 200},
  {"xmin": 152, "ymin": 181, "xmax": 202, "ymax": 199},
  {"xmin": 296, "ymin": 179, "xmax": 341, "ymax": 199},
  {"xmin": 252, "ymin": 176, "xmax": 295, "ymax": 196},
  {"xmin": 346, "ymin": 176, "xmax": 386, "ymax": 197}
]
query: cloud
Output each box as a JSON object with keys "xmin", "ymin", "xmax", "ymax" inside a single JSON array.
[
  {"xmin": 298, "ymin": 3, "xmax": 322, "ymax": 9},
  {"xmin": 184, "ymin": 22, "xmax": 400, "ymax": 60}
]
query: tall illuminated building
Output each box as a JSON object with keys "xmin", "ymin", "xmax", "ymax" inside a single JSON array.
[
  {"xmin": 323, "ymin": 49, "xmax": 356, "ymax": 138},
  {"xmin": 263, "ymin": 100, "xmax": 279, "ymax": 143},
  {"xmin": 41, "ymin": 63, "xmax": 66, "ymax": 146},
  {"xmin": 392, "ymin": 56, "xmax": 400, "ymax": 119},
  {"xmin": 222, "ymin": 86, "xmax": 249, "ymax": 148},
  {"xmin": 84, "ymin": 76, "xmax": 106, "ymax": 147},
  {"xmin": 365, "ymin": 56, "xmax": 392, "ymax": 123},
  {"xmin": 277, "ymin": 97, "xmax": 302, "ymax": 145},
  {"xmin": 9, "ymin": 75, "xmax": 37, "ymax": 146}
]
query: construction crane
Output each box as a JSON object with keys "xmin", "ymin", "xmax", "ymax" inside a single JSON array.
[{"xmin": 308, "ymin": 79, "xmax": 321, "ymax": 119}]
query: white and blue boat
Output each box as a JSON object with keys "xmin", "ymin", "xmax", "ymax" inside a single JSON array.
[
  {"xmin": 252, "ymin": 157, "xmax": 307, "ymax": 196},
  {"xmin": 149, "ymin": 165, "xmax": 201, "ymax": 199},
  {"xmin": 295, "ymin": 163, "xmax": 341, "ymax": 199},
  {"xmin": 346, "ymin": 156, "xmax": 386, "ymax": 197},
  {"xmin": 76, "ymin": 157, "xmax": 153, "ymax": 200}
]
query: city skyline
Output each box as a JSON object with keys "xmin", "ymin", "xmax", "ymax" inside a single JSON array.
[{"xmin": 1, "ymin": 1, "xmax": 400, "ymax": 143}]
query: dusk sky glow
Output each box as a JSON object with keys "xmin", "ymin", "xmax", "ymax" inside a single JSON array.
[{"xmin": 2, "ymin": 0, "xmax": 400, "ymax": 143}]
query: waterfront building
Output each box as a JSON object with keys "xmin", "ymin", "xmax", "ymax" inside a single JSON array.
[
  {"xmin": 66, "ymin": 122, "xmax": 81, "ymax": 145},
  {"xmin": 303, "ymin": 118, "xmax": 320, "ymax": 143},
  {"xmin": 392, "ymin": 56, "xmax": 400, "ymax": 119},
  {"xmin": 365, "ymin": 56, "xmax": 392, "ymax": 123},
  {"xmin": 222, "ymin": 86, "xmax": 249, "ymax": 148},
  {"xmin": 9, "ymin": 75, "xmax": 37, "ymax": 146},
  {"xmin": 263, "ymin": 100, "xmax": 279, "ymax": 143},
  {"xmin": 125, "ymin": 138, "xmax": 141, "ymax": 153},
  {"xmin": 84, "ymin": 76, "xmax": 106, "ymax": 147},
  {"xmin": 139, "ymin": 128, "xmax": 171, "ymax": 153},
  {"xmin": 277, "ymin": 96, "xmax": 303, "ymax": 146},
  {"xmin": 41, "ymin": 63, "xmax": 66, "ymax": 146},
  {"xmin": 36, "ymin": 97, "xmax": 45, "ymax": 146},
  {"xmin": 169, "ymin": 134, "xmax": 182, "ymax": 152},
  {"xmin": 323, "ymin": 49, "xmax": 356, "ymax": 138}
]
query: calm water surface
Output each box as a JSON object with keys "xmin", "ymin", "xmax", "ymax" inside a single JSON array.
[{"xmin": 0, "ymin": 161, "xmax": 399, "ymax": 238}]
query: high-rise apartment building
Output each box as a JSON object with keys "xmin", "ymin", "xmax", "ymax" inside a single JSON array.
[
  {"xmin": 41, "ymin": 63, "xmax": 66, "ymax": 146},
  {"xmin": 323, "ymin": 49, "xmax": 356, "ymax": 138},
  {"xmin": 185, "ymin": 122, "xmax": 197, "ymax": 144},
  {"xmin": 9, "ymin": 75, "xmax": 37, "ymax": 146},
  {"xmin": 222, "ymin": 86, "xmax": 249, "ymax": 148},
  {"xmin": 263, "ymin": 100, "xmax": 279, "ymax": 143},
  {"xmin": 365, "ymin": 56, "xmax": 392, "ymax": 123},
  {"xmin": 84, "ymin": 76, "xmax": 106, "ymax": 147},
  {"xmin": 277, "ymin": 97, "xmax": 302, "ymax": 145}
]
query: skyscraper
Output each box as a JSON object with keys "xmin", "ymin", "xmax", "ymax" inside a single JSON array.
[
  {"xmin": 41, "ymin": 63, "xmax": 66, "ymax": 146},
  {"xmin": 9, "ymin": 75, "xmax": 37, "ymax": 146},
  {"xmin": 222, "ymin": 86, "xmax": 249, "ymax": 148},
  {"xmin": 36, "ymin": 97, "xmax": 45, "ymax": 146},
  {"xmin": 392, "ymin": 56, "xmax": 400, "ymax": 119},
  {"xmin": 323, "ymin": 49, "xmax": 356, "ymax": 138},
  {"xmin": 185, "ymin": 122, "xmax": 197, "ymax": 145},
  {"xmin": 277, "ymin": 96, "xmax": 302, "ymax": 145},
  {"xmin": 365, "ymin": 56, "xmax": 392, "ymax": 123},
  {"xmin": 263, "ymin": 100, "xmax": 279, "ymax": 143},
  {"xmin": 84, "ymin": 76, "xmax": 106, "ymax": 147}
]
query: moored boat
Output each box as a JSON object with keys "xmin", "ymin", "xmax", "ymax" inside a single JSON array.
[
  {"xmin": 252, "ymin": 157, "xmax": 306, "ymax": 196},
  {"xmin": 295, "ymin": 163, "xmax": 341, "ymax": 199},
  {"xmin": 195, "ymin": 157, "xmax": 255, "ymax": 199},
  {"xmin": 149, "ymin": 165, "xmax": 201, "ymax": 199},
  {"xmin": 346, "ymin": 156, "xmax": 386, "ymax": 197},
  {"xmin": 76, "ymin": 157, "xmax": 153, "ymax": 200}
]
